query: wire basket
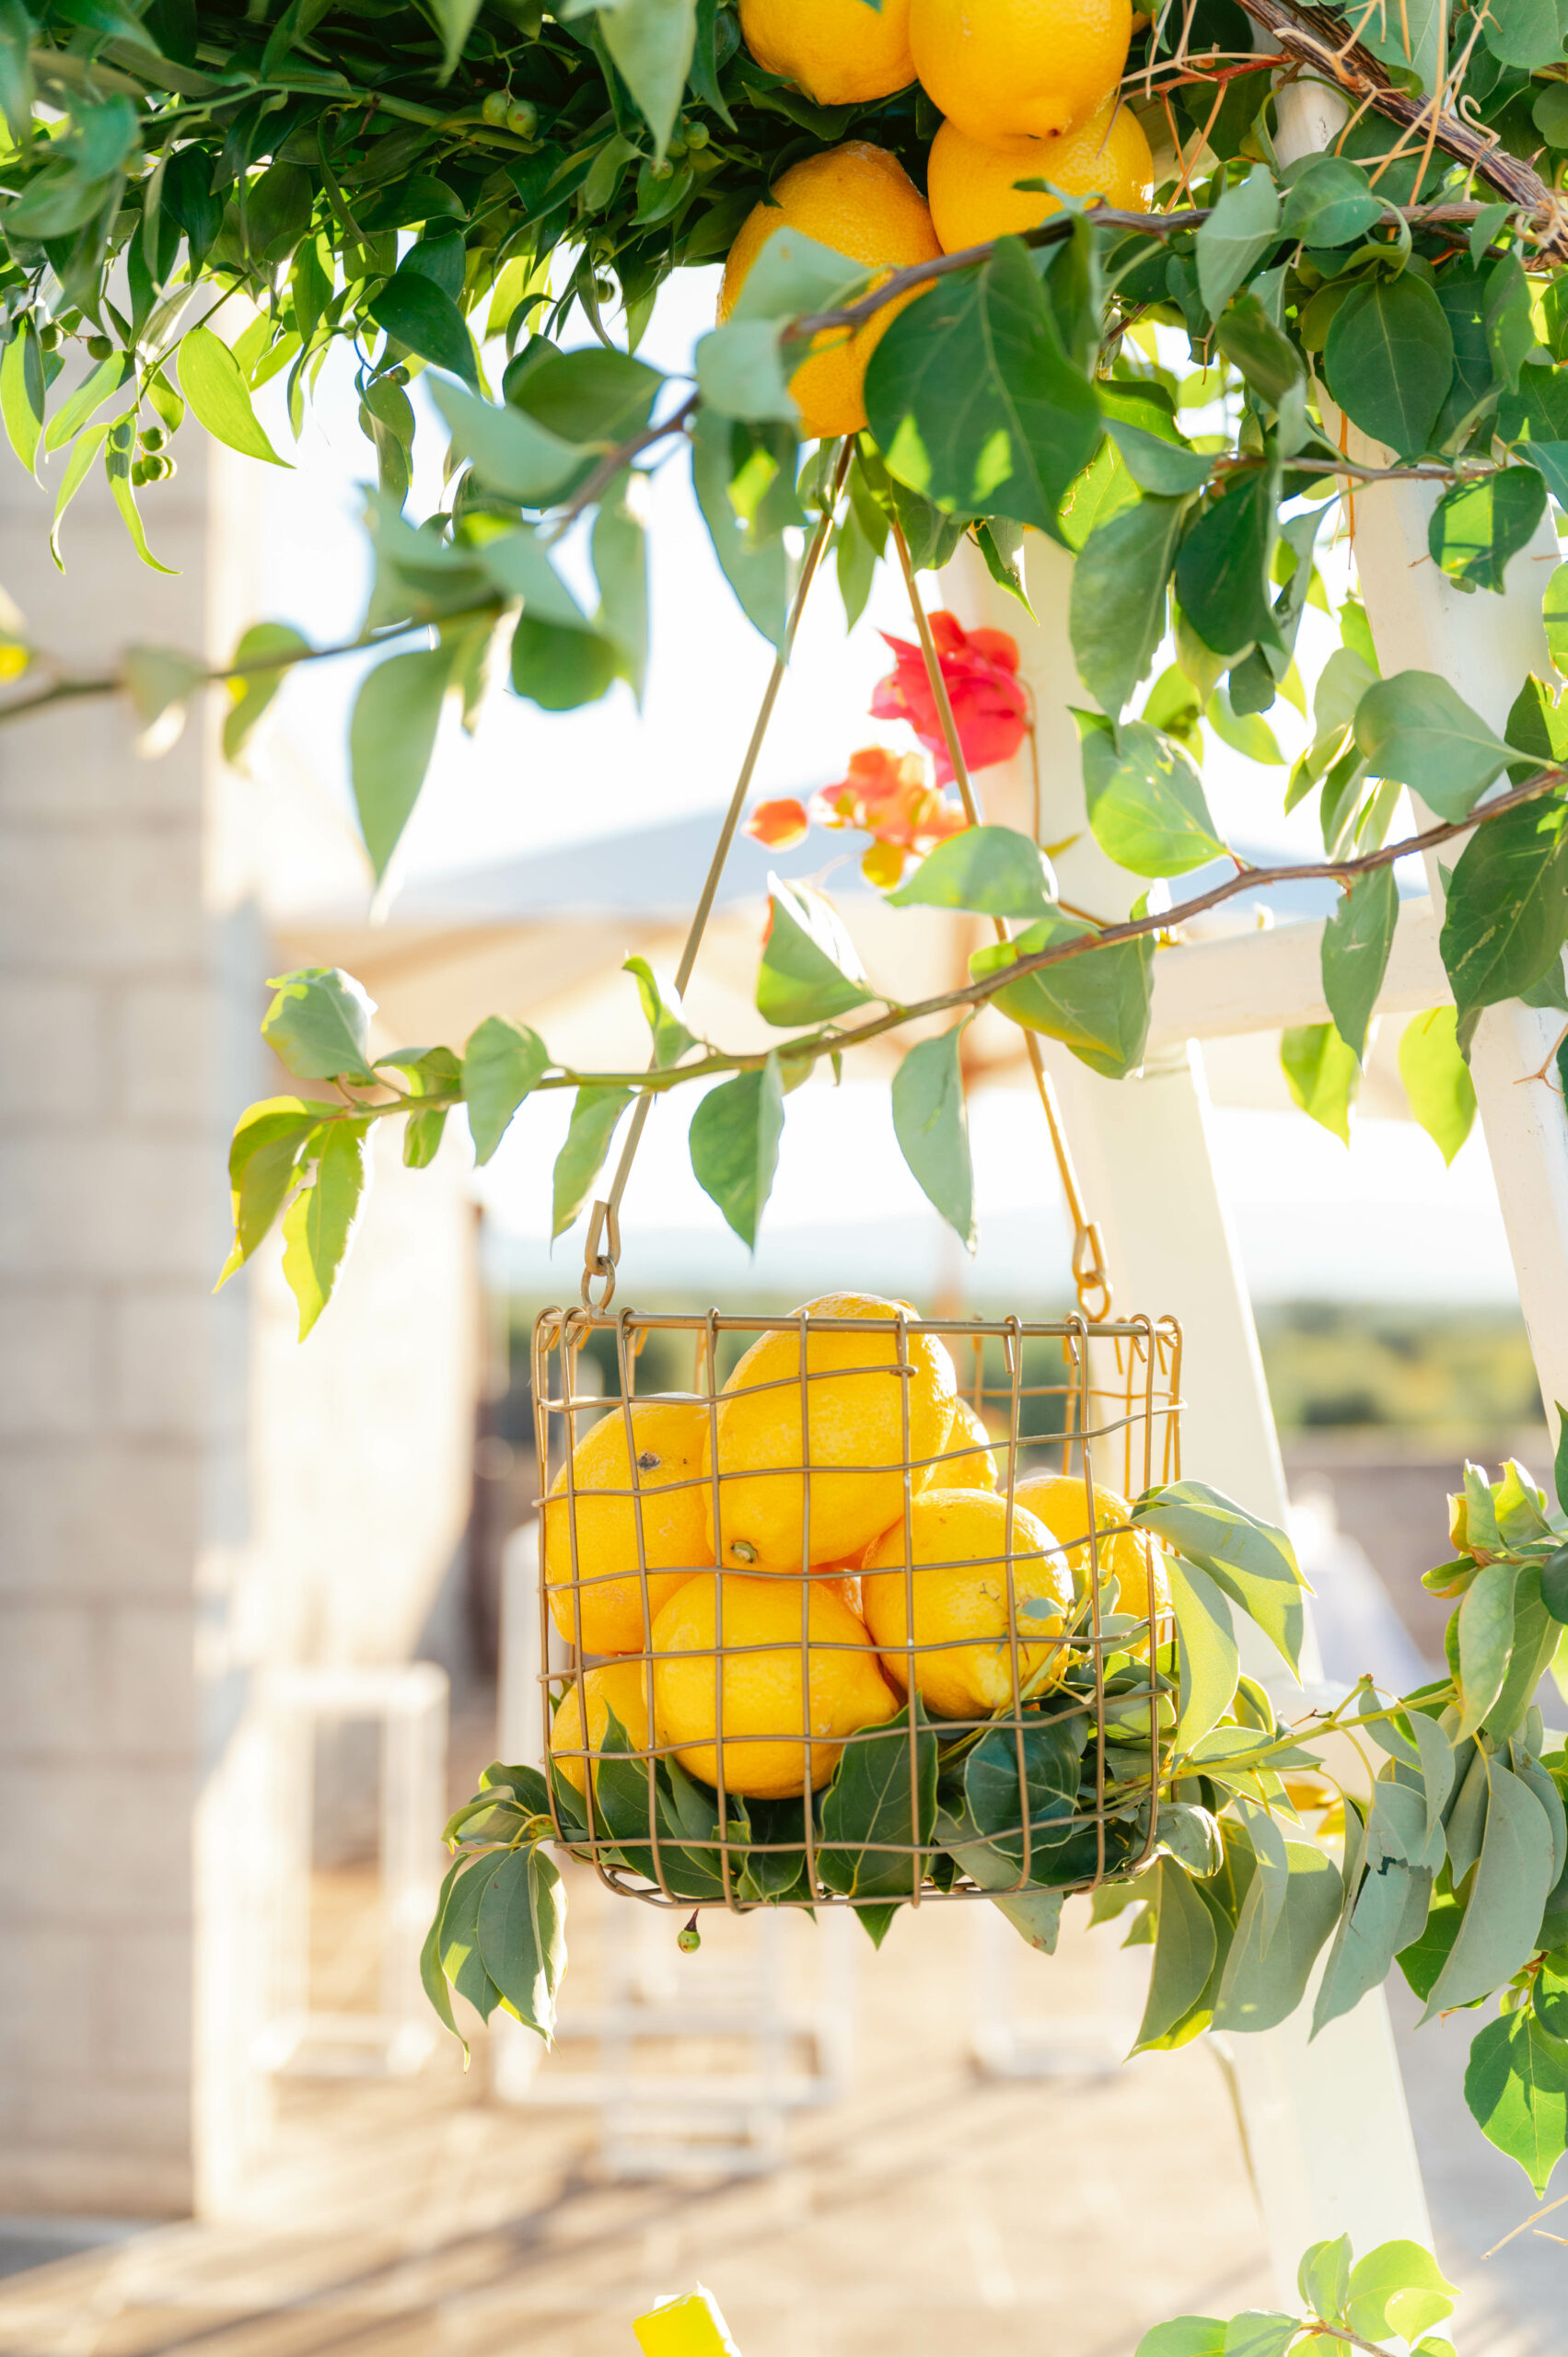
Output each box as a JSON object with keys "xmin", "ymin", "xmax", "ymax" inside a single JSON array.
[{"xmin": 532, "ymin": 1300, "xmax": 1182, "ymax": 1917}]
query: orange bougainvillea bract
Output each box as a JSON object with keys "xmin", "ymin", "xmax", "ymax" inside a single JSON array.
[
  {"xmin": 745, "ymin": 796, "xmax": 811, "ymax": 849},
  {"xmin": 870, "ymin": 610, "xmax": 1028, "ymax": 784}
]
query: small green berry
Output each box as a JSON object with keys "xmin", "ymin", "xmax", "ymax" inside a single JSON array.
[
  {"xmin": 87, "ymin": 333, "xmax": 113, "ymax": 359},
  {"xmin": 131, "ymin": 456, "xmax": 150, "ymax": 485},
  {"xmin": 649, "ymin": 157, "xmax": 673, "ymax": 180},
  {"xmin": 38, "ymin": 323, "xmax": 58, "ymax": 350},
  {"xmin": 594, "ymin": 274, "xmax": 615, "ymax": 301},
  {"xmin": 677, "ymin": 1915, "xmax": 702, "ymax": 1953},
  {"xmin": 505, "ymin": 98, "xmax": 538, "ymax": 138},
  {"xmin": 684, "ymin": 120, "xmax": 710, "ymax": 149},
  {"xmin": 482, "ymin": 89, "xmax": 509, "ymax": 125}
]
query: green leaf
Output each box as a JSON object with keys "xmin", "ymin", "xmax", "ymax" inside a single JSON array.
[
  {"xmin": 1398, "ymin": 1005, "xmax": 1477, "ymax": 1163},
  {"xmin": 689, "ymin": 1056, "xmax": 786, "ymax": 1248},
  {"xmin": 463, "ymin": 1016, "xmax": 550, "ymax": 1164},
  {"xmin": 262, "ymin": 967, "xmax": 376, "ymax": 1082},
  {"xmin": 0, "ymin": 0, "xmax": 33, "ymax": 144},
  {"xmin": 280, "ymin": 1119, "xmax": 374, "ymax": 1341},
  {"xmin": 1465, "ymin": 2008, "xmax": 1568, "ymax": 2193},
  {"xmin": 1102, "ymin": 419, "xmax": 1212, "ymax": 497},
  {"xmin": 1483, "ymin": 0, "xmax": 1565, "ymax": 65},
  {"xmin": 1353, "ymin": 668, "xmax": 1522, "ymax": 826},
  {"xmin": 430, "ymin": 0, "xmax": 483, "ymax": 78},
  {"xmin": 1214, "ymin": 294, "xmax": 1305, "ymax": 410},
  {"xmin": 623, "ymin": 957, "xmax": 694, "ymax": 1067},
  {"xmin": 1134, "ymin": 2323, "xmax": 1225, "ymax": 2357},
  {"xmin": 1207, "ymin": 687, "xmax": 1285, "ymax": 765},
  {"xmin": 1175, "ymin": 472, "xmax": 1278, "ymax": 660},
  {"xmin": 598, "ymin": 0, "xmax": 697, "ymax": 155},
  {"xmin": 1196, "ymin": 166, "xmax": 1281, "ymax": 319},
  {"xmin": 552, "ymin": 1086, "xmax": 633, "ymax": 1238},
  {"xmin": 1324, "ymin": 273, "xmax": 1455, "ymax": 457},
  {"xmin": 1313, "ymin": 1851, "xmax": 1427, "ymax": 2036},
  {"xmin": 1545, "ymin": 562, "xmax": 1568, "ymax": 674},
  {"xmin": 1212, "ymin": 1839, "xmax": 1342, "ymax": 2031},
  {"xmin": 1299, "ymin": 2235, "xmax": 1351, "ymax": 2319},
  {"xmin": 691, "ymin": 409, "xmax": 795, "ymax": 651},
  {"xmin": 368, "ymin": 273, "xmax": 478, "ymax": 387},
  {"xmin": 1426, "ymin": 1757, "xmax": 1555, "ymax": 2015},
  {"xmin": 1556, "ymin": 1406, "xmax": 1568, "ymax": 1521},
  {"xmin": 970, "ymin": 918, "xmax": 1154, "ymax": 1078},
  {"xmin": 887, "ymin": 824, "xmax": 1057, "ymax": 921},
  {"xmin": 592, "ymin": 490, "xmax": 648, "ymax": 701},
  {"xmin": 1321, "ymin": 865, "xmax": 1398, "ymax": 1062},
  {"xmin": 177, "ymin": 326, "xmax": 291, "ymax": 466},
  {"xmin": 41, "ymin": 350, "xmax": 131, "ymax": 455},
  {"xmin": 891, "ymin": 1027, "xmax": 975, "ymax": 1249},
  {"xmin": 215, "ymin": 1097, "xmax": 322, "ymax": 1286},
  {"xmin": 223, "ymin": 622, "xmax": 310, "ymax": 765},
  {"xmin": 435, "ymin": 1852, "xmax": 505, "ymax": 2020},
  {"xmin": 0, "ymin": 318, "xmax": 45, "ymax": 479},
  {"xmin": 864, "ymin": 237, "xmax": 1100, "ymax": 540},
  {"xmin": 475, "ymin": 1843, "xmax": 567, "ymax": 2040},
  {"xmin": 1282, "ymin": 1021, "xmax": 1360, "ymax": 1143},
  {"xmin": 1220, "ymin": 2319, "xmax": 1297, "ymax": 2357},
  {"xmin": 1165, "ymin": 1556, "xmax": 1241, "ymax": 1752},
  {"xmin": 756, "ymin": 878, "xmax": 875, "ymax": 1027},
  {"xmin": 1136, "ymin": 1481, "xmax": 1304, "ymax": 1673},
  {"xmin": 349, "ymin": 645, "xmax": 454, "ymax": 884},
  {"xmin": 49, "ymin": 421, "xmax": 110, "ymax": 568},
  {"xmin": 1345, "ymin": 2243, "xmax": 1457, "ymax": 2345},
  {"xmin": 511, "ymin": 616, "xmax": 620, "ymax": 711},
  {"xmin": 1069, "ymin": 493, "xmax": 1187, "ymax": 718},
  {"xmin": 1440, "ymin": 789, "xmax": 1568, "ymax": 1051},
  {"xmin": 1280, "ymin": 154, "xmax": 1384, "ymax": 247},
  {"xmin": 729, "ymin": 225, "xmax": 871, "ymax": 326},
  {"xmin": 1429, "ymin": 467, "xmax": 1548, "ymax": 596},
  {"xmin": 1080, "ymin": 715, "xmax": 1224, "ymax": 878},
  {"xmin": 1456, "ymin": 1562, "xmax": 1518, "ymax": 1740},
  {"xmin": 404, "ymin": 1107, "xmax": 447, "ymax": 1167},
  {"xmin": 696, "ymin": 319, "xmax": 798, "ymax": 422},
  {"xmin": 512, "ymin": 347, "xmax": 664, "ymax": 447},
  {"xmin": 430, "ymin": 375, "xmax": 586, "ymax": 505},
  {"xmin": 1133, "ymin": 1857, "xmax": 1218, "ymax": 2050},
  {"xmin": 104, "ymin": 420, "xmax": 177, "ymax": 578},
  {"xmin": 421, "ymin": 1860, "xmax": 464, "ymax": 2042},
  {"xmin": 819, "ymin": 1701, "xmax": 936, "ymax": 1902}
]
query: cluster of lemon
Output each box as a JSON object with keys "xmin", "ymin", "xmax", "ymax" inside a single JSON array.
[
  {"xmin": 718, "ymin": 0, "xmax": 1154, "ymax": 437},
  {"xmin": 544, "ymin": 1292, "xmax": 1168, "ymax": 1805}
]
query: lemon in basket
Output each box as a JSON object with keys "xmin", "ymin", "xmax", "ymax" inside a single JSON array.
[
  {"xmin": 861, "ymin": 1487, "xmax": 1074, "ymax": 1718},
  {"xmin": 703, "ymin": 1292, "xmax": 958, "ymax": 1570},
  {"xmin": 1013, "ymin": 1472, "xmax": 1170, "ymax": 1627},
  {"xmin": 549, "ymin": 1662, "xmax": 651, "ymax": 1797},
  {"xmin": 543, "ymin": 1399, "xmax": 709, "ymax": 1654},
  {"xmin": 652, "ymin": 1572, "xmax": 900, "ymax": 1797},
  {"xmin": 937, "ymin": 1397, "xmax": 998, "ymax": 1489}
]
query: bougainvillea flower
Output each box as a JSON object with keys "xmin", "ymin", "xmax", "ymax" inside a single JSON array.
[
  {"xmin": 745, "ymin": 796, "xmax": 810, "ymax": 849},
  {"xmin": 871, "ymin": 610, "xmax": 1029, "ymax": 784},
  {"xmin": 810, "ymin": 745, "xmax": 969, "ymax": 863}
]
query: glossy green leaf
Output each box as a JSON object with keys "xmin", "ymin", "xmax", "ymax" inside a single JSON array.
[
  {"xmin": 0, "ymin": 318, "xmax": 45, "ymax": 479},
  {"xmin": 1429, "ymin": 467, "xmax": 1548, "ymax": 596},
  {"xmin": 1175, "ymin": 473, "xmax": 1277, "ymax": 660},
  {"xmin": 1165, "ymin": 1556, "xmax": 1240, "ymax": 1752},
  {"xmin": 1398, "ymin": 1005, "xmax": 1477, "ymax": 1163},
  {"xmin": 510, "ymin": 616, "xmax": 620, "ymax": 710},
  {"xmin": 1544, "ymin": 562, "xmax": 1568, "ymax": 673},
  {"xmin": 1322, "ymin": 865, "xmax": 1399, "ymax": 1063},
  {"xmin": 1211, "ymin": 1839, "xmax": 1342, "ymax": 2031},
  {"xmin": 1133, "ymin": 1481, "xmax": 1305, "ymax": 1673},
  {"xmin": 1069, "ymin": 493, "xmax": 1187, "ymax": 718},
  {"xmin": 891, "ymin": 1027, "xmax": 974, "ymax": 1249},
  {"xmin": 592, "ymin": 488, "xmax": 648, "ymax": 701},
  {"xmin": 421, "ymin": 1859, "xmax": 464, "ymax": 2042},
  {"xmin": 598, "ymin": 0, "xmax": 697, "ymax": 154},
  {"xmin": 1219, "ymin": 2318, "xmax": 1296, "ymax": 2357},
  {"xmin": 1324, "ymin": 273, "xmax": 1455, "ymax": 456},
  {"xmin": 1441, "ymin": 789, "xmax": 1568, "ymax": 1050},
  {"xmin": 756, "ymin": 878, "xmax": 875, "ymax": 1027},
  {"xmin": 1425, "ymin": 1758, "xmax": 1555, "ymax": 2015},
  {"xmin": 1344, "ymin": 2243, "xmax": 1457, "ymax": 2344},
  {"xmin": 349, "ymin": 645, "xmax": 453, "ymax": 883},
  {"xmin": 888, "ymin": 824, "xmax": 1057, "ymax": 920},
  {"xmin": 262, "ymin": 967, "xmax": 376, "ymax": 1081},
  {"xmin": 1353, "ymin": 670, "xmax": 1519, "ymax": 820},
  {"xmin": 1281, "ymin": 154, "xmax": 1384, "ymax": 247},
  {"xmin": 434, "ymin": 1852, "xmax": 505, "ymax": 2020},
  {"xmin": 1196, "ymin": 166, "xmax": 1281, "ymax": 319},
  {"xmin": 1214, "ymin": 293, "xmax": 1305, "ymax": 409},
  {"xmin": 1282, "ymin": 1021, "xmax": 1360, "ymax": 1143},
  {"xmin": 1465, "ymin": 2008, "xmax": 1568, "ymax": 2193},
  {"xmin": 552, "ymin": 1086, "xmax": 633, "ymax": 1239},
  {"xmin": 463, "ymin": 1016, "xmax": 550, "ymax": 1164},
  {"xmin": 691, "ymin": 409, "xmax": 795, "ymax": 651},
  {"xmin": 624, "ymin": 957, "xmax": 695, "ymax": 1067},
  {"xmin": 970, "ymin": 917, "xmax": 1154, "ymax": 1078},
  {"xmin": 430, "ymin": 375, "xmax": 586, "ymax": 505},
  {"xmin": 41, "ymin": 350, "xmax": 131, "ymax": 455},
  {"xmin": 1102, "ymin": 419, "xmax": 1212, "ymax": 495},
  {"xmin": 280, "ymin": 1119, "xmax": 374, "ymax": 1341},
  {"xmin": 1080, "ymin": 714, "xmax": 1224, "ymax": 877},
  {"xmin": 819, "ymin": 1701, "xmax": 936, "ymax": 1902},
  {"xmin": 177, "ymin": 326, "xmax": 291, "ymax": 466},
  {"xmin": 368, "ymin": 273, "xmax": 478, "ymax": 386},
  {"xmin": 215, "ymin": 1097, "xmax": 323, "ymax": 1285},
  {"xmin": 688, "ymin": 1055, "xmax": 786, "ymax": 1248},
  {"xmin": 223, "ymin": 622, "xmax": 310, "ymax": 765},
  {"xmin": 1133, "ymin": 1857, "xmax": 1218, "ymax": 2050},
  {"xmin": 1134, "ymin": 2322, "xmax": 1225, "ymax": 2357},
  {"xmin": 475, "ymin": 1842, "xmax": 567, "ymax": 2040}
]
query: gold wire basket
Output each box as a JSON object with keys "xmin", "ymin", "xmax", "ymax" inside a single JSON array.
[{"xmin": 533, "ymin": 1302, "xmax": 1182, "ymax": 1915}]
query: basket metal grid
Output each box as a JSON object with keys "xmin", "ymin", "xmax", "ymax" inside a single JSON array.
[{"xmin": 532, "ymin": 1301, "xmax": 1182, "ymax": 1915}]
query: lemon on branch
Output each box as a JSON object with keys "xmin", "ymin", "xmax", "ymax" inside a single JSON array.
[
  {"xmin": 704, "ymin": 1290, "xmax": 958, "ymax": 1569},
  {"xmin": 652, "ymin": 1572, "xmax": 900, "ymax": 1796},
  {"xmin": 718, "ymin": 143, "xmax": 940, "ymax": 438},
  {"xmin": 910, "ymin": 0, "xmax": 1132, "ymax": 142},
  {"xmin": 550, "ymin": 1662, "xmax": 652, "ymax": 1796},
  {"xmin": 739, "ymin": 0, "xmax": 916, "ymax": 104},
  {"xmin": 925, "ymin": 100, "xmax": 1154, "ymax": 252},
  {"xmin": 860, "ymin": 1487, "xmax": 1074, "ymax": 1718},
  {"xmin": 543, "ymin": 1399, "xmax": 709, "ymax": 1654}
]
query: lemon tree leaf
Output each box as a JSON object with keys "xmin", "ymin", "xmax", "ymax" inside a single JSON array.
[
  {"xmin": 1440, "ymin": 788, "xmax": 1568, "ymax": 1050},
  {"xmin": 420, "ymin": 1858, "xmax": 465, "ymax": 2043},
  {"xmin": 552, "ymin": 1086, "xmax": 633, "ymax": 1238},
  {"xmin": 463, "ymin": 1015, "xmax": 550, "ymax": 1164},
  {"xmin": 891, "ymin": 1028, "xmax": 975, "ymax": 1249},
  {"xmin": 476, "ymin": 1843, "xmax": 567, "ymax": 2040},
  {"xmin": 434, "ymin": 1851, "xmax": 505, "ymax": 2020},
  {"xmin": 1069, "ymin": 492, "xmax": 1188, "ymax": 718},
  {"xmin": 1399, "ymin": 1005, "xmax": 1477, "ymax": 1163},
  {"xmin": 1133, "ymin": 1856, "xmax": 1218, "ymax": 2051},
  {"xmin": 1164, "ymin": 1556, "xmax": 1240, "ymax": 1752},
  {"xmin": 1353, "ymin": 670, "xmax": 1519, "ymax": 819},
  {"xmin": 819, "ymin": 1701, "xmax": 937, "ymax": 1903},
  {"xmin": 349, "ymin": 644, "xmax": 455, "ymax": 883},
  {"xmin": 1425, "ymin": 1758, "xmax": 1554, "ymax": 2015},
  {"xmin": 177, "ymin": 324, "xmax": 292, "ymax": 465},
  {"xmin": 689, "ymin": 1055, "xmax": 785, "ymax": 1248},
  {"xmin": 1196, "ymin": 165, "xmax": 1281, "ymax": 318},
  {"xmin": 368, "ymin": 270, "xmax": 478, "ymax": 385}
]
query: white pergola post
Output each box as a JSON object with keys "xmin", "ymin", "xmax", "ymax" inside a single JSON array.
[{"xmin": 943, "ymin": 531, "xmax": 1434, "ymax": 2287}]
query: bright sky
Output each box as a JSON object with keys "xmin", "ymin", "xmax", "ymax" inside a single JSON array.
[{"xmin": 249, "ymin": 275, "xmax": 1520, "ymax": 1312}]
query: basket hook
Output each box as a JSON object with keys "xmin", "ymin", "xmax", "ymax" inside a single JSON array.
[{"xmin": 580, "ymin": 1196, "xmax": 620, "ymax": 1309}]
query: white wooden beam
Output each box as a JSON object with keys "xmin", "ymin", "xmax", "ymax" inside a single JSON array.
[{"xmin": 1148, "ymin": 898, "xmax": 1448, "ymax": 1048}]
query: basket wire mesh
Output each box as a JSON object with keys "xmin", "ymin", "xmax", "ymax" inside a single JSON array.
[{"xmin": 533, "ymin": 1303, "xmax": 1182, "ymax": 1914}]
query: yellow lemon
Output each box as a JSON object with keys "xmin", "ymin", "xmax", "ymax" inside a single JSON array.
[
  {"xmin": 1012, "ymin": 1471, "xmax": 1170, "ymax": 1626},
  {"xmin": 549, "ymin": 1662, "xmax": 652, "ymax": 1796},
  {"xmin": 705, "ymin": 1291, "xmax": 958, "ymax": 1569},
  {"xmin": 739, "ymin": 0, "xmax": 915, "ymax": 103},
  {"xmin": 718, "ymin": 144, "xmax": 940, "ymax": 437},
  {"xmin": 910, "ymin": 0, "xmax": 1132, "ymax": 143},
  {"xmin": 861, "ymin": 1487, "xmax": 1074, "ymax": 1719},
  {"xmin": 925, "ymin": 101, "xmax": 1155, "ymax": 252},
  {"xmin": 652, "ymin": 1573, "xmax": 900, "ymax": 1797},
  {"xmin": 543, "ymin": 1399, "xmax": 710, "ymax": 1654},
  {"xmin": 935, "ymin": 1397, "xmax": 998, "ymax": 1489}
]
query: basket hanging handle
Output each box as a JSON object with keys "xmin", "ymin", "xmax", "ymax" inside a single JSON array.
[
  {"xmin": 888, "ymin": 520, "xmax": 1113, "ymax": 1322},
  {"xmin": 581, "ymin": 438, "xmax": 857, "ymax": 1309}
]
